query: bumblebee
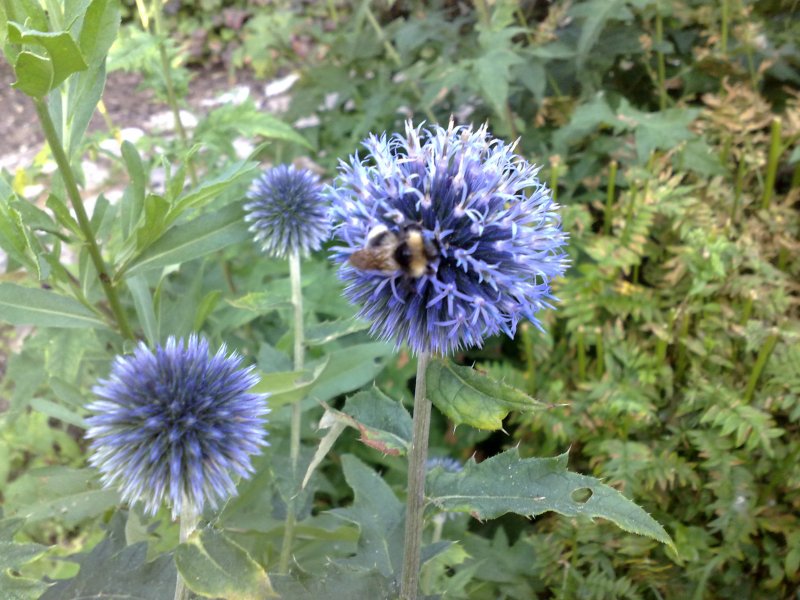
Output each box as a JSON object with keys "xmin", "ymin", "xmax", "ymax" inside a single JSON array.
[{"xmin": 349, "ymin": 223, "xmax": 439, "ymax": 278}]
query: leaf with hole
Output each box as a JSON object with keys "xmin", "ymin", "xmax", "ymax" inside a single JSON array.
[{"xmin": 427, "ymin": 448, "xmax": 674, "ymax": 549}]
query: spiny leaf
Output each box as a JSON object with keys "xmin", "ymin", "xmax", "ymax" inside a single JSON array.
[
  {"xmin": 0, "ymin": 518, "xmax": 48, "ymax": 571},
  {"xmin": 319, "ymin": 388, "xmax": 412, "ymax": 456},
  {"xmin": 427, "ymin": 448, "xmax": 674, "ymax": 549},
  {"xmin": 328, "ymin": 455, "xmax": 404, "ymax": 577},
  {"xmin": 427, "ymin": 359, "xmax": 553, "ymax": 430},
  {"xmin": 40, "ymin": 512, "xmax": 175, "ymax": 599},
  {"xmin": 175, "ymin": 528, "xmax": 277, "ymax": 599}
]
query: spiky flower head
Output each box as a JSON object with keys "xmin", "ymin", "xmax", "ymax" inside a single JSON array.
[
  {"xmin": 85, "ymin": 335, "xmax": 269, "ymax": 518},
  {"xmin": 244, "ymin": 164, "xmax": 330, "ymax": 258},
  {"xmin": 328, "ymin": 121, "xmax": 569, "ymax": 355}
]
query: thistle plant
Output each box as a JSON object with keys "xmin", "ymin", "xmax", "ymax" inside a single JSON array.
[
  {"xmin": 328, "ymin": 121, "xmax": 569, "ymax": 598},
  {"xmin": 85, "ymin": 335, "xmax": 269, "ymax": 600},
  {"xmin": 244, "ymin": 164, "xmax": 330, "ymax": 573},
  {"xmin": 244, "ymin": 165, "xmax": 330, "ymax": 259}
]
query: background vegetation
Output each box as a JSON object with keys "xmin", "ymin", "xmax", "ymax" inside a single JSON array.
[{"xmin": 1, "ymin": 0, "xmax": 799, "ymax": 598}]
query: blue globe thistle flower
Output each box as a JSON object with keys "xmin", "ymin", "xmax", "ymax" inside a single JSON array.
[
  {"xmin": 85, "ymin": 335, "xmax": 269, "ymax": 519},
  {"xmin": 244, "ymin": 164, "xmax": 330, "ymax": 258},
  {"xmin": 327, "ymin": 121, "xmax": 569, "ymax": 355}
]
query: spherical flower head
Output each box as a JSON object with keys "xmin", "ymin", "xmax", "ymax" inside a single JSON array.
[
  {"xmin": 244, "ymin": 164, "xmax": 330, "ymax": 258},
  {"xmin": 85, "ymin": 335, "xmax": 269, "ymax": 519},
  {"xmin": 327, "ymin": 121, "xmax": 569, "ymax": 355}
]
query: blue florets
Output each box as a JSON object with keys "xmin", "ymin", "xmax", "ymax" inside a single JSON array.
[
  {"xmin": 327, "ymin": 121, "xmax": 569, "ymax": 355},
  {"xmin": 85, "ymin": 335, "xmax": 269, "ymax": 518},
  {"xmin": 244, "ymin": 164, "xmax": 330, "ymax": 258}
]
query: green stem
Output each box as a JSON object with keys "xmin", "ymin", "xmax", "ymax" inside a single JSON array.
[
  {"xmin": 549, "ymin": 160, "xmax": 560, "ymax": 204},
  {"xmin": 400, "ymin": 351, "xmax": 433, "ymax": 600},
  {"xmin": 731, "ymin": 156, "xmax": 745, "ymax": 224},
  {"xmin": 720, "ymin": 0, "xmax": 729, "ymax": 54},
  {"xmin": 152, "ymin": 0, "xmax": 197, "ymax": 186},
  {"xmin": 174, "ymin": 503, "xmax": 199, "ymax": 600},
  {"xmin": 675, "ymin": 312, "xmax": 690, "ymax": 382},
  {"xmin": 595, "ymin": 327, "xmax": 605, "ymax": 379},
  {"xmin": 33, "ymin": 99, "xmax": 134, "ymax": 339},
  {"xmin": 521, "ymin": 322, "xmax": 536, "ymax": 395},
  {"xmin": 655, "ymin": 4, "xmax": 667, "ymax": 111},
  {"xmin": 761, "ymin": 118, "xmax": 781, "ymax": 210},
  {"xmin": 279, "ymin": 250, "xmax": 305, "ymax": 573},
  {"xmin": 791, "ymin": 161, "xmax": 800, "ymax": 190},
  {"xmin": 604, "ymin": 160, "xmax": 617, "ymax": 235},
  {"xmin": 744, "ymin": 330, "xmax": 779, "ymax": 403},
  {"xmin": 364, "ymin": 6, "xmax": 437, "ymax": 125},
  {"xmin": 576, "ymin": 327, "xmax": 586, "ymax": 380}
]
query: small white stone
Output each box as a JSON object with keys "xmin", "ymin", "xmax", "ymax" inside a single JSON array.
[
  {"xmin": 201, "ymin": 85, "xmax": 251, "ymax": 107},
  {"xmin": 146, "ymin": 110, "xmax": 198, "ymax": 132},
  {"xmin": 264, "ymin": 73, "xmax": 300, "ymax": 97},
  {"xmin": 294, "ymin": 115, "xmax": 320, "ymax": 129},
  {"xmin": 232, "ymin": 138, "xmax": 254, "ymax": 160},
  {"xmin": 22, "ymin": 184, "xmax": 45, "ymax": 199}
]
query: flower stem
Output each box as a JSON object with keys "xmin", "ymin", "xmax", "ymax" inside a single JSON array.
[
  {"xmin": 744, "ymin": 329, "xmax": 779, "ymax": 403},
  {"xmin": 151, "ymin": 0, "xmax": 197, "ymax": 187},
  {"xmin": 655, "ymin": 3, "xmax": 667, "ymax": 111},
  {"xmin": 174, "ymin": 504, "xmax": 199, "ymax": 600},
  {"xmin": 33, "ymin": 98, "xmax": 135, "ymax": 340},
  {"xmin": 604, "ymin": 160, "xmax": 617, "ymax": 235},
  {"xmin": 279, "ymin": 250, "xmax": 305, "ymax": 573},
  {"xmin": 761, "ymin": 117, "xmax": 781, "ymax": 210},
  {"xmin": 400, "ymin": 351, "xmax": 433, "ymax": 600}
]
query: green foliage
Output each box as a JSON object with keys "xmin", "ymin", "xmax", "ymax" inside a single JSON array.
[
  {"xmin": 427, "ymin": 358, "xmax": 550, "ymax": 430},
  {"xmin": 427, "ymin": 448, "xmax": 672, "ymax": 547},
  {"xmin": 2, "ymin": 0, "xmax": 799, "ymax": 598},
  {"xmin": 175, "ymin": 528, "xmax": 276, "ymax": 599}
]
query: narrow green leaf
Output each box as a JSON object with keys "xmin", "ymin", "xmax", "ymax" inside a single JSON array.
[
  {"xmin": 0, "ymin": 203, "xmax": 37, "ymax": 270},
  {"xmin": 77, "ymin": 0, "xmax": 119, "ymax": 67},
  {"xmin": 135, "ymin": 193, "xmax": 170, "ymax": 250},
  {"xmin": 45, "ymin": 194, "xmax": 81, "ymax": 236},
  {"xmin": 175, "ymin": 528, "xmax": 277, "ymax": 599},
  {"xmin": 305, "ymin": 319, "xmax": 371, "ymax": 345},
  {"xmin": 251, "ymin": 359, "xmax": 327, "ymax": 408},
  {"xmin": 126, "ymin": 274, "xmax": 158, "ymax": 345},
  {"xmin": 168, "ymin": 160, "xmax": 257, "ymax": 225},
  {"xmin": 124, "ymin": 202, "xmax": 250, "ymax": 276},
  {"xmin": 227, "ymin": 288, "xmax": 292, "ymax": 315},
  {"xmin": 302, "ymin": 417, "xmax": 347, "ymax": 489},
  {"xmin": 67, "ymin": 62, "xmax": 107, "ymax": 158},
  {"xmin": 427, "ymin": 359, "xmax": 552, "ymax": 430},
  {"xmin": 309, "ymin": 342, "xmax": 394, "ymax": 403},
  {"xmin": 30, "ymin": 397, "xmax": 86, "ymax": 428},
  {"xmin": 0, "ymin": 283, "xmax": 108, "ymax": 328},
  {"xmin": 8, "ymin": 23, "xmax": 87, "ymax": 88},
  {"xmin": 196, "ymin": 102, "xmax": 313, "ymax": 151},
  {"xmin": 11, "ymin": 50, "xmax": 52, "ymax": 97},
  {"xmin": 427, "ymin": 448, "xmax": 674, "ymax": 549}
]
